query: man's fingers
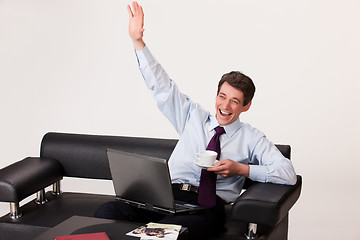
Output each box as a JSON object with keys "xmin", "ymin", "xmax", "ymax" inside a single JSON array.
[
  {"xmin": 139, "ymin": 5, "xmax": 144, "ymax": 16},
  {"xmin": 132, "ymin": 1, "xmax": 141, "ymax": 17},
  {"xmin": 128, "ymin": 2, "xmax": 141, "ymax": 18},
  {"xmin": 127, "ymin": 5, "xmax": 134, "ymax": 18}
]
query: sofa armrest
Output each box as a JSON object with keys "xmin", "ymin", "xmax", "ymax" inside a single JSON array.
[
  {"xmin": 0, "ymin": 157, "xmax": 63, "ymax": 203},
  {"xmin": 230, "ymin": 175, "xmax": 302, "ymax": 227}
]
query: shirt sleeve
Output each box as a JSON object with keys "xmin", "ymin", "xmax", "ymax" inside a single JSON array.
[
  {"xmin": 248, "ymin": 136, "xmax": 297, "ymax": 185},
  {"xmin": 135, "ymin": 46, "xmax": 195, "ymax": 135}
]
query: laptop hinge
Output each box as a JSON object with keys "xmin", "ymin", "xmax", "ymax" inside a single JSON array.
[{"xmin": 145, "ymin": 203, "xmax": 154, "ymax": 211}]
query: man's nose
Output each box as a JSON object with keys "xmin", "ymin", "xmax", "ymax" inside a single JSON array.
[{"xmin": 223, "ymin": 100, "xmax": 231, "ymax": 109}]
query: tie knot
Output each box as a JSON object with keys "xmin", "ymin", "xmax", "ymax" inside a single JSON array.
[{"xmin": 215, "ymin": 126, "xmax": 225, "ymax": 135}]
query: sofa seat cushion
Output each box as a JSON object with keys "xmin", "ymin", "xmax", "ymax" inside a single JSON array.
[{"xmin": 0, "ymin": 191, "xmax": 115, "ymax": 240}]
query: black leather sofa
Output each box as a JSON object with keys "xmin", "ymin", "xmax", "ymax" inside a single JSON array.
[{"xmin": 0, "ymin": 132, "xmax": 302, "ymax": 240}]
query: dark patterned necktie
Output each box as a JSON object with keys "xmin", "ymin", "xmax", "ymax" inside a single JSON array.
[{"xmin": 198, "ymin": 126, "xmax": 225, "ymax": 208}]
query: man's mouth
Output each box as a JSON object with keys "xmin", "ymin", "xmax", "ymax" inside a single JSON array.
[{"xmin": 219, "ymin": 109, "xmax": 232, "ymax": 116}]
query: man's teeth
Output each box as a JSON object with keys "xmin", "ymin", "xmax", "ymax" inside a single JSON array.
[{"xmin": 220, "ymin": 110, "xmax": 231, "ymax": 115}]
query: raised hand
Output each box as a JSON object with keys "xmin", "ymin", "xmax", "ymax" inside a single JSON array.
[{"xmin": 127, "ymin": 1, "xmax": 146, "ymax": 50}]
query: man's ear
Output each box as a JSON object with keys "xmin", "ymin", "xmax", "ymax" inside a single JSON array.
[{"xmin": 243, "ymin": 101, "xmax": 252, "ymax": 112}]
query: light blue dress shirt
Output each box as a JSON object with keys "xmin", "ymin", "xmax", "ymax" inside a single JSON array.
[{"xmin": 135, "ymin": 46, "xmax": 297, "ymax": 203}]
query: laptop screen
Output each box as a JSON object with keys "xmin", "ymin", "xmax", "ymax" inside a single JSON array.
[{"xmin": 107, "ymin": 149, "xmax": 176, "ymax": 211}]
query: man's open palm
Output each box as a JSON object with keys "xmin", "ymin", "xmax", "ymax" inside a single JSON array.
[{"xmin": 127, "ymin": 1, "xmax": 144, "ymax": 43}]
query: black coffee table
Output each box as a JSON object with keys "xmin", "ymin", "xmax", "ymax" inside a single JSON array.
[{"xmin": 33, "ymin": 215, "xmax": 188, "ymax": 240}]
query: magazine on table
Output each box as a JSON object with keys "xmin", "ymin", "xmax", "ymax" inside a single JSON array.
[{"xmin": 126, "ymin": 222, "xmax": 182, "ymax": 240}]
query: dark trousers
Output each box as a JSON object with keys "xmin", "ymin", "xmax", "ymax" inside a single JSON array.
[{"xmin": 94, "ymin": 185, "xmax": 226, "ymax": 240}]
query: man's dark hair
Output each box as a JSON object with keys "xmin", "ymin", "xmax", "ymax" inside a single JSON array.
[{"xmin": 217, "ymin": 71, "xmax": 256, "ymax": 106}]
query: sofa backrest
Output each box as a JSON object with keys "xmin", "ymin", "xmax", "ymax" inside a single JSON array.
[
  {"xmin": 40, "ymin": 132, "xmax": 178, "ymax": 180},
  {"xmin": 40, "ymin": 132, "xmax": 291, "ymax": 181}
]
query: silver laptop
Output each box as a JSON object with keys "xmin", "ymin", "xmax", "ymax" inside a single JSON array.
[{"xmin": 106, "ymin": 148, "xmax": 204, "ymax": 214}]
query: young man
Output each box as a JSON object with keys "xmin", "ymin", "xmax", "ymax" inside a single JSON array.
[{"xmin": 94, "ymin": 2, "xmax": 297, "ymax": 239}]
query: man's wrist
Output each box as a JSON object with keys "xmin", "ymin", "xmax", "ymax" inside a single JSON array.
[
  {"xmin": 133, "ymin": 39, "xmax": 146, "ymax": 50},
  {"xmin": 244, "ymin": 164, "xmax": 250, "ymax": 178},
  {"xmin": 238, "ymin": 163, "xmax": 250, "ymax": 178}
]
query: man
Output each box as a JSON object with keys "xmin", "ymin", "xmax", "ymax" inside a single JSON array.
[{"xmin": 94, "ymin": 2, "xmax": 297, "ymax": 239}]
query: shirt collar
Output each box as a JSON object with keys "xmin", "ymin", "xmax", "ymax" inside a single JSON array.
[{"xmin": 208, "ymin": 115, "xmax": 243, "ymax": 138}]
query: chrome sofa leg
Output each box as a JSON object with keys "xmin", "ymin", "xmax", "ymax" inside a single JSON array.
[
  {"xmin": 245, "ymin": 223, "xmax": 258, "ymax": 239},
  {"xmin": 9, "ymin": 202, "xmax": 22, "ymax": 219},
  {"xmin": 51, "ymin": 180, "xmax": 62, "ymax": 195},
  {"xmin": 35, "ymin": 189, "xmax": 48, "ymax": 204}
]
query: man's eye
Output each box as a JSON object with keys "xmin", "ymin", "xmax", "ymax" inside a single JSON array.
[{"xmin": 232, "ymin": 100, "xmax": 239, "ymax": 104}]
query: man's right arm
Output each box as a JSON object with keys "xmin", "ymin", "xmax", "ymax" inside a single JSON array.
[
  {"xmin": 127, "ymin": 1, "xmax": 146, "ymax": 50},
  {"xmin": 128, "ymin": 2, "xmax": 206, "ymax": 135},
  {"xmin": 135, "ymin": 46, "xmax": 197, "ymax": 135}
]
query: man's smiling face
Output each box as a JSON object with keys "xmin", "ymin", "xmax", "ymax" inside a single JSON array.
[{"xmin": 215, "ymin": 81, "xmax": 251, "ymax": 126}]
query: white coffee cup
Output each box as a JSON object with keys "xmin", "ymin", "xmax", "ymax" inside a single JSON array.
[{"xmin": 196, "ymin": 150, "xmax": 217, "ymax": 166}]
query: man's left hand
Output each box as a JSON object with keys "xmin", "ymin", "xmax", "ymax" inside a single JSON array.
[{"xmin": 207, "ymin": 159, "xmax": 250, "ymax": 178}]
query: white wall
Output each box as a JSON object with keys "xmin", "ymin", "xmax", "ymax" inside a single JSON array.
[{"xmin": 1, "ymin": 0, "xmax": 359, "ymax": 239}]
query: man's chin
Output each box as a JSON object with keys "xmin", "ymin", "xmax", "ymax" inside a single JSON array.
[{"xmin": 216, "ymin": 116, "xmax": 231, "ymax": 126}]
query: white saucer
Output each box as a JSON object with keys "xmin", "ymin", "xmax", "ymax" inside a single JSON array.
[{"xmin": 194, "ymin": 159, "xmax": 218, "ymax": 168}]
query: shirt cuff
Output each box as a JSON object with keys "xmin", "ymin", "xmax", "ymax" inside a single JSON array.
[
  {"xmin": 135, "ymin": 45, "xmax": 153, "ymax": 68},
  {"xmin": 249, "ymin": 165, "xmax": 268, "ymax": 183}
]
